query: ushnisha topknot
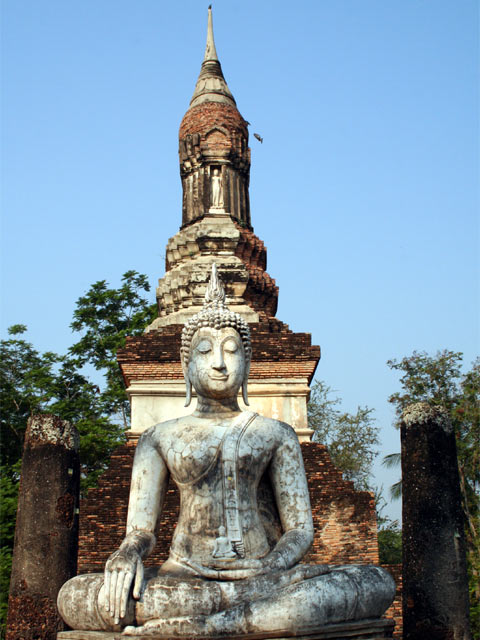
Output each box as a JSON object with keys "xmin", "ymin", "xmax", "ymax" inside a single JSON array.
[
  {"xmin": 181, "ymin": 264, "xmax": 251, "ymax": 406},
  {"xmin": 181, "ymin": 263, "xmax": 252, "ymax": 369}
]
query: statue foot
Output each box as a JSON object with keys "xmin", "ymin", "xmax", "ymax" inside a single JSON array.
[
  {"xmin": 123, "ymin": 624, "xmax": 151, "ymax": 636},
  {"xmin": 123, "ymin": 617, "xmax": 211, "ymax": 636},
  {"xmin": 123, "ymin": 623, "xmax": 163, "ymax": 636}
]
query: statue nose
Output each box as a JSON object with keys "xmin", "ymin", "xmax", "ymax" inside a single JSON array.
[{"xmin": 212, "ymin": 347, "xmax": 226, "ymax": 370}]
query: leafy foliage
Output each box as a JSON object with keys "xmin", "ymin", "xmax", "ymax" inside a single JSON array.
[
  {"xmin": 69, "ymin": 271, "xmax": 157, "ymax": 429},
  {"xmin": 381, "ymin": 453, "xmax": 402, "ymax": 500},
  {"xmin": 387, "ymin": 350, "xmax": 480, "ymax": 637},
  {"xmin": 375, "ymin": 491, "xmax": 402, "ymax": 564},
  {"xmin": 307, "ymin": 380, "xmax": 380, "ymax": 490},
  {"xmin": 0, "ymin": 463, "xmax": 20, "ymax": 633},
  {"xmin": 0, "ymin": 271, "xmax": 156, "ymax": 634},
  {"xmin": 0, "ymin": 327, "xmax": 124, "ymax": 487}
]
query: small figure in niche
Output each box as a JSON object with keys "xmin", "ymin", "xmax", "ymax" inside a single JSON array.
[
  {"xmin": 212, "ymin": 526, "xmax": 236, "ymax": 560},
  {"xmin": 211, "ymin": 168, "xmax": 223, "ymax": 208}
]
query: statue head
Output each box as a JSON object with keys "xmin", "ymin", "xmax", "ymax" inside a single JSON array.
[{"xmin": 181, "ymin": 264, "xmax": 251, "ymax": 407}]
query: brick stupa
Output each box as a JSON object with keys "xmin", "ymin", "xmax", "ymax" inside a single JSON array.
[
  {"xmin": 118, "ymin": 8, "xmax": 318, "ymax": 441},
  {"xmin": 77, "ymin": 12, "xmax": 400, "ymax": 631}
]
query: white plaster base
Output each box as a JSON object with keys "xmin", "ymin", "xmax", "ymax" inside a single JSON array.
[{"xmin": 127, "ymin": 379, "xmax": 314, "ymax": 442}]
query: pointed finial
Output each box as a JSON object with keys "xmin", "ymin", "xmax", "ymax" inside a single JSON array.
[
  {"xmin": 205, "ymin": 263, "xmax": 226, "ymax": 306},
  {"xmin": 188, "ymin": 6, "xmax": 237, "ymax": 108},
  {"xmin": 204, "ymin": 5, "xmax": 219, "ymax": 62}
]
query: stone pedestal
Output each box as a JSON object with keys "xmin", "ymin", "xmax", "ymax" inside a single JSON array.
[{"xmin": 57, "ymin": 618, "xmax": 395, "ymax": 639}]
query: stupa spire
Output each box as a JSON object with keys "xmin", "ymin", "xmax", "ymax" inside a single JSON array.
[
  {"xmin": 204, "ymin": 5, "xmax": 219, "ymax": 62},
  {"xmin": 190, "ymin": 7, "xmax": 236, "ymax": 108}
]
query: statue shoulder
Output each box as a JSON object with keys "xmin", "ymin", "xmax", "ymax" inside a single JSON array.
[
  {"xmin": 137, "ymin": 417, "xmax": 185, "ymax": 448},
  {"xmin": 254, "ymin": 414, "xmax": 299, "ymax": 443}
]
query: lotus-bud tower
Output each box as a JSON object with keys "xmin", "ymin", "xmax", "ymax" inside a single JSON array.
[{"xmin": 118, "ymin": 8, "xmax": 319, "ymax": 441}]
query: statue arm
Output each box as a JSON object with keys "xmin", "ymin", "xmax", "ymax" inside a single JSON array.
[
  {"xmin": 103, "ymin": 428, "xmax": 168, "ymax": 624},
  {"xmin": 125, "ymin": 428, "xmax": 168, "ymax": 542},
  {"xmin": 266, "ymin": 426, "xmax": 314, "ymax": 570}
]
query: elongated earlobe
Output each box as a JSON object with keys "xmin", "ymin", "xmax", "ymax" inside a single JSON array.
[
  {"xmin": 242, "ymin": 380, "xmax": 249, "ymax": 406},
  {"xmin": 185, "ymin": 378, "xmax": 192, "ymax": 407}
]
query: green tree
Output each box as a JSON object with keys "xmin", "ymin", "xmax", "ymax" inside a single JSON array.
[
  {"xmin": 308, "ymin": 382, "xmax": 399, "ymax": 565},
  {"xmin": 307, "ymin": 380, "xmax": 380, "ymax": 490},
  {"xmin": 69, "ymin": 270, "xmax": 157, "ymax": 429},
  {"xmin": 0, "ymin": 325, "xmax": 124, "ymax": 486},
  {"xmin": 0, "ymin": 462, "xmax": 20, "ymax": 632},
  {"xmin": 375, "ymin": 491, "xmax": 402, "ymax": 564},
  {"xmin": 387, "ymin": 351, "xmax": 480, "ymax": 637},
  {"xmin": 0, "ymin": 327, "xmax": 122, "ymax": 635},
  {"xmin": 381, "ymin": 453, "xmax": 402, "ymax": 500},
  {"xmin": 0, "ymin": 271, "xmax": 157, "ymax": 635}
]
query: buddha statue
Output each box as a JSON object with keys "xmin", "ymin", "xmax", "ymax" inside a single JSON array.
[{"xmin": 58, "ymin": 265, "xmax": 395, "ymax": 637}]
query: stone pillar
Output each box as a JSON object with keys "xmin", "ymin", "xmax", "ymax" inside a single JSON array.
[
  {"xmin": 401, "ymin": 403, "xmax": 471, "ymax": 640},
  {"xmin": 6, "ymin": 415, "xmax": 80, "ymax": 640}
]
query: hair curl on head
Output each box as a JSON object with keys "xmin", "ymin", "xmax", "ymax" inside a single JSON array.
[{"xmin": 181, "ymin": 264, "xmax": 251, "ymax": 406}]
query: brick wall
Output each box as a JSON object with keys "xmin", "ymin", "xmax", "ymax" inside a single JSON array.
[
  {"xmin": 301, "ymin": 442, "xmax": 379, "ymax": 565},
  {"xmin": 179, "ymin": 102, "xmax": 248, "ymax": 140},
  {"xmin": 382, "ymin": 564, "xmax": 403, "ymax": 639}
]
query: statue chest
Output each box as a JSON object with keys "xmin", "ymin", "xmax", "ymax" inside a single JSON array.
[{"xmin": 163, "ymin": 424, "xmax": 273, "ymax": 488}]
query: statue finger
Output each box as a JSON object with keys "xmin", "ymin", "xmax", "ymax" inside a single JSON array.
[
  {"xmin": 133, "ymin": 557, "xmax": 144, "ymax": 600},
  {"xmin": 120, "ymin": 568, "xmax": 134, "ymax": 619},
  {"xmin": 115, "ymin": 570, "xmax": 128, "ymax": 623},
  {"xmin": 217, "ymin": 568, "xmax": 260, "ymax": 580},
  {"xmin": 104, "ymin": 568, "xmax": 111, "ymax": 612},
  {"xmin": 109, "ymin": 569, "xmax": 118, "ymax": 618}
]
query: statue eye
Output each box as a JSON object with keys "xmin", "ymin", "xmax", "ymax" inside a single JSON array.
[
  {"xmin": 196, "ymin": 340, "xmax": 212, "ymax": 354},
  {"xmin": 223, "ymin": 339, "xmax": 238, "ymax": 353}
]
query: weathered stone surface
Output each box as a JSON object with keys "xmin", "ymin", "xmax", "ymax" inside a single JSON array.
[
  {"xmin": 401, "ymin": 402, "xmax": 471, "ymax": 640},
  {"xmin": 77, "ymin": 441, "xmax": 381, "ymax": 576},
  {"xmin": 57, "ymin": 617, "xmax": 395, "ymax": 639},
  {"xmin": 59, "ymin": 268, "xmax": 394, "ymax": 636},
  {"xmin": 7, "ymin": 415, "xmax": 80, "ymax": 640},
  {"xmin": 147, "ymin": 219, "xmax": 279, "ymax": 329}
]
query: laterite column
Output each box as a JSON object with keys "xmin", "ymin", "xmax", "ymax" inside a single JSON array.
[
  {"xmin": 7, "ymin": 415, "xmax": 80, "ymax": 640},
  {"xmin": 401, "ymin": 403, "xmax": 471, "ymax": 640}
]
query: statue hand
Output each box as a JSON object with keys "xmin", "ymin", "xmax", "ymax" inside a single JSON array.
[
  {"xmin": 210, "ymin": 557, "xmax": 280, "ymax": 579},
  {"xmin": 212, "ymin": 557, "xmax": 263, "ymax": 572},
  {"xmin": 104, "ymin": 548, "xmax": 144, "ymax": 624}
]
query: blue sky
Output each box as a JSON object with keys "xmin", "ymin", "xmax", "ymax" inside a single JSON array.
[{"xmin": 1, "ymin": 0, "xmax": 478, "ymax": 521}]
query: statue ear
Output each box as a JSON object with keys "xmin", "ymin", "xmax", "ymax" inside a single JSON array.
[
  {"xmin": 183, "ymin": 359, "xmax": 192, "ymax": 407},
  {"xmin": 184, "ymin": 377, "xmax": 192, "ymax": 407},
  {"xmin": 242, "ymin": 380, "xmax": 249, "ymax": 406},
  {"xmin": 242, "ymin": 361, "xmax": 250, "ymax": 406}
]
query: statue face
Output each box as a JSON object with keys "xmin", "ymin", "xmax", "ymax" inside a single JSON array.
[{"xmin": 188, "ymin": 327, "xmax": 246, "ymax": 400}]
